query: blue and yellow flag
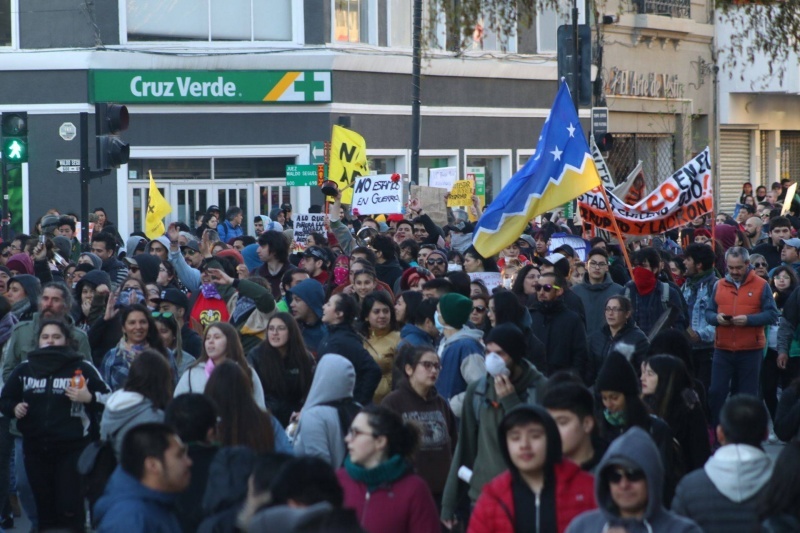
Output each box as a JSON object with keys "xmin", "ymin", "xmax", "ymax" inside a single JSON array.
[
  {"xmin": 145, "ymin": 171, "xmax": 172, "ymax": 239},
  {"xmin": 473, "ymin": 81, "xmax": 601, "ymax": 257}
]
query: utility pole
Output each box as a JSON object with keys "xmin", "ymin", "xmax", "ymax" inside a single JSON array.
[
  {"xmin": 572, "ymin": 0, "xmax": 580, "ymax": 112},
  {"xmin": 79, "ymin": 112, "xmax": 111, "ymax": 248},
  {"xmin": 410, "ymin": 0, "xmax": 422, "ymax": 184}
]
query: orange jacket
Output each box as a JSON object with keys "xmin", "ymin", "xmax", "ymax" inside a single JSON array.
[{"xmin": 708, "ymin": 270, "xmax": 778, "ymax": 352}]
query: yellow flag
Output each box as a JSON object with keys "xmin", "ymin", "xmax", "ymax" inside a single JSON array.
[
  {"xmin": 328, "ymin": 125, "xmax": 368, "ymax": 204},
  {"xmin": 145, "ymin": 171, "xmax": 172, "ymax": 239}
]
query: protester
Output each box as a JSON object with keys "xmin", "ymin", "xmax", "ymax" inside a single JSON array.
[
  {"xmin": 587, "ymin": 295, "xmax": 649, "ymax": 384},
  {"xmin": 572, "ymin": 247, "xmax": 623, "ymax": 336},
  {"xmin": 757, "ymin": 441, "xmax": 800, "ymax": 532},
  {"xmin": 360, "ymin": 292, "xmax": 400, "ymax": 404}
]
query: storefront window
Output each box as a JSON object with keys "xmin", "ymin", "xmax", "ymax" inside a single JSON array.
[
  {"xmin": 466, "ymin": 156, "xmax": 504, "ymax": 203},
  {"xmin": 334, "ymin": 0, "xmax": 370, "ymax": 43}
]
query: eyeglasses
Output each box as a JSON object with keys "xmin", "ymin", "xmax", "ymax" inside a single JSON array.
[
  {"xmin": 608, "ymin": 468, "xmax": 646, "ymax": 484},
  {"xmin": 588, "ymin": 261, "xmax": 608, "ymax": 269},
  {"xmin": 473, "ymin": 305, "xmax": 487, "ymax": 313},
  {"xmin": 151, "ymin": 311, "xmax": 173, "ymax": 319},
  {"xmin": 753, "ymin": 262, "xmax": 767, "ymax": 268},
  {"xmin": 533, "ymin": 283, "xmax": 560, "ymax": 293},
  {"xmin": 427, "ymin": 258, "xmax": 446, "ymax": 266},
  {"xmin": 182, "ymin": 249, "xmax": 197, "ymax": 256},
  {"xmin": 419, "ymin": 360, "xmax": 442, "ymax": 371},
  {"xmin": 268, "ymin": 325, "xmax": 288, "ymax": 333},
  {"xmin": 605, "ymin": 307, "xmax": 624, "ymax": 313},
  {"xmin": 347, "ymin": 427, "xmax": 375, "ymax": 439}
]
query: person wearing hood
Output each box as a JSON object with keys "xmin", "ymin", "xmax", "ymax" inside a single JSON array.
[
  {"xmin": 241, "ymin": 242, "xmax": 264, "ymax": 274},
  {"xmin": 0, "ymin": 319, "xmax": 110, "ymax": 531},
  {"xmin": 441, "ymin": 324, "xmax": 548, "ymax": 526},
  {"xmin": 71, "ymin": 269, "xmax": 112, "ymax": 331},
  {"xmin": 571, "ymin": 248, "xmax": 623, "ymax": 337},
  {"xmin": 586, "ymin": 295, "xmax": 649, "ymax": 385},
  {"xmin": 269, "ymin": 206, "xmax": 287, "ymax": 227},
  {"xmin": 293, "ymin": 354, "xmax": 358, "ymax": 467},
  {"xmin": 529, "ymin": 272, "xmax": 588, "ymax": 381},
  {"xmin": 566, "ymin": 427, "xmax": 701, "ymax": 533},
  {"xmin": 125, "ymin": 253, "xmax": 161, "ymax": 286},
  {"xmin": 288, "ymin": 278, "xmax": 328, "ymax": 356},
  {"xmin": 125, "ymin": 235, "xmax": 148, "ymax": 258},
  {"xmin": 318, "ymin": 294, "xmax": 382, "ymax": 405},
  {"xmin": 91, "ymin": 232, "xmax": 129, "ymax": 291},
  {"xmin": 144, "ymin": 236, "xmax": 170, "ymax": 261},
  {"xmin": 671, "ymin": 394, "xmax": 772, "ymax": 533},
  {"xmin": 253, "ymin": 215, "xmax": 282, "ymax": 236},
  {"xmin": 469, "ymin": 405, "xmax": 596, "ymax": 533},
  {"xmin": 382, "ymin": 344, "xmax": 457, "ymax": 502},
  {"xmin": 6, "ymin": 252, "xmax": 33, "ymax": 277},
  {"xmin": 79, "ymin": 251, "xmax": 103, "ymax": 271},
  {"xmin": 6, "ymin": 274, "xmax": 41, "ymax": 322}
]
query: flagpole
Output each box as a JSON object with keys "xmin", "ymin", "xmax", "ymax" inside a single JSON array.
[{"xmin": 598, "ymin": 185, "xmax": 634, "ymax": 279}]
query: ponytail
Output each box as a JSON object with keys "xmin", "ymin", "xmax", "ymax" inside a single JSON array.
[{"xmin": 361, "ymin": 405, "xmax": 419, "ymax": 461}]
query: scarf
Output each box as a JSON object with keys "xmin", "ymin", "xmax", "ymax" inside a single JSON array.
[
  {"xmin": 201, "ymin": 283, "xmax": 222, "ymax": 300},
  {"xmin": 117, "ymin": 337, "xmax": 148, "ymax": 366},
  {"xmin": 231, "ymin": 296, "xmax": 257, "ymax": 324},
  {"xmin": 604, "ymin": 408, "xmax": 627, "ymax": 427},
  {"xmin": 10, "ymin": 298, "xmax": 30, "ymax": 320},
  {"xmin": 632, "ymin": 267, "xmax": 657, "ymax": 296},
  {"xmin": 344, "ymin": 455, "xmax": 410, "ymax": 492}
]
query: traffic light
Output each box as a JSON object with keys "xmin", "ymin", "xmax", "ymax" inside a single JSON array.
[
  {"xmin": 96, "ymin": 103, "xmax": 130, "ymax": 170},
  {"xmin": 1, "ymin": 112, "xmax": 28, "ymax": 163},
  {"xmin": 557, "ymin": 24, "xmax": 592, "ymax": 107},
  {"xmin": 596, "ymin": 133, "xmax": 614, "ymax": 152}
]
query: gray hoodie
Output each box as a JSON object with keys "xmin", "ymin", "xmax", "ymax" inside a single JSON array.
[
  {"xmin": 292, "ymin": 354, "xmax": 355, "ymax": 468},
  {"xmin": 100, "ymin": 390, "xmax": 164, "ymax": 458},
  {"xmin": 567, "ymin": 427, "xmax": 702, "ymax": 533}
]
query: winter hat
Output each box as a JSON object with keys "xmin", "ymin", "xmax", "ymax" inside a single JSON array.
[
  {"xmin": 426, "ymin": 248, "xmax": 448, "ymax": 264},
  {"xmin": 125, "ymin": 235, "xmax": 148, "ymax": 257},
  {"xmin": 9, "ymin": 274, "xmax": 42, "ymax": 309},
  {"xmin": 52, "ymin": 236, "xmax": 72, "ymax": 260},
  {"xmin": 75, "ymin": 269, "xmax": 112, "ymax": 297},
  {"xmin": 0, "ymin": 266, "xmax": 10, "ymax": 278},
  {"xmin": 74, "ymin": 263, "xmax": 95, "ymax": 276},
  {"xmin": 80, "ymin": 252, "xmax": 103, "ymax": 270},
  {"xmin": 129, "ymin": 253, "xmax": 161, "ymax": 285},
  {"xmin": 693, "ymin": 228, "xmax": 712, "ymax": 240},
  {"xmin": 270, "ymin": 207, "xmax": 285, "ymax": 221},
  {"xmin": 241, "ymin": 243, "xmax": 263, "ymax": 272},
  {"xmin": 216, "ymin": 248, "xmax": 244, "ymax": 265},
  {"xmin": 6, "ymin": 253, "xmax": 33, "ymax": 275},
  {"xmin": 595, "ymin": 351, "xmax": 640, "ymax": 397},
  {"xmin": 438, "ymin": 293, "xmax": 473, "ymax": 329},
  {"xmin": 485, "ymin": 323, "xmax": 527, "ymax": 363},
  {"xmin": 288, "ymin": 279, "xmax": 325, "ymax": 320}
]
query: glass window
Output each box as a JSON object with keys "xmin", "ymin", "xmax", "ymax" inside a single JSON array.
[
  {"xmin": 466, "ymin": 156, "xmax": 504, "ymax": 204},
  {"xmin": 127, "ymin": 0, "xmax": 292, "ymax": 42},
  {"xmin": 334, "ymin": 0, "xmax": 369, "ymax": 43},
  {"xmin": 537, "ymin": 8, "xmax": 559, "ymax": 53},
  {"xmin": 390, "ymin": 0, "xmax": 411, "ymax": 47},
  {"xmin": 128, "ymin": 158, "xmax": 211, "ymax": 180},
  {"xmin": 368, "ymin": 157, "xmax": 398, "ymax": 175},
  {"xmin": 468, "ymin": 16, "xmax": 516, "ymax": 53},
  {"xmin": 0, "ymin": 1, "xmax": 11, "ymax": 47}
]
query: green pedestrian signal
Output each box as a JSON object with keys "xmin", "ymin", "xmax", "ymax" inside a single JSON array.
[{"xmin": 1, "ymin": 112, "xmax": 28, "ymax": 163}]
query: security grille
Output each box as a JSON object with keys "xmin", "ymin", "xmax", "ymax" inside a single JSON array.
[
  {"xmin": 761, "ymin": 130, "xmax": 769, "ymax": 185},
  {"xmin": 634, "ymin": 0, "xmax": 690, "ymax": 18},
  {"xmin": 605, "ymin": 133, "xmax": 674, "ymax": 192},
  {"xmin": 780, "ymin": 131, "xmax": 800, "ymax": 182}
]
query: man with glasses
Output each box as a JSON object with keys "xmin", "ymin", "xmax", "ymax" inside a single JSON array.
[
  {"xmin": 0, "ymin": 243, "xmax": 12, "ymax": 266},
  {"xmin": 530, "ymin": 272, "xmax": 588, "ymax": 381},
  {"xmin": 751, "ymin": 215, "xmax": 792, "ymax": 270},
  {"xmin": 424, "ymin": 249, "xmax": 449, "ymax": 278},
  {"xmin": 572, "ymin": 248, "xmax": 623, "ymax": 336},
  {"xmin": 567, "ymin": 427, "xmax": 701, "ymax": 533}
]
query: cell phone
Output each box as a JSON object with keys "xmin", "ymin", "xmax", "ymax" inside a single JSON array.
[
  {"xmin": 39, "ymin": 234, "xmax": 45, "ymax": 244},
  {"xmin": 722, "ymin": 314, "xmax": 733, "ymax": 320}
]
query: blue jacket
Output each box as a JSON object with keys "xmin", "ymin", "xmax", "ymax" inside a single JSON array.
[
  {"xmin": 436, "ymin": 328, "xmax": 485, "ymax": 404},
  {"xmin": 398, "ymin": 323, "xmax": 436, "ymax": 350},
  {"xmin": 217, "ymin": 220, "xmax": 244, "ymax": 244},
  {"xmin": 95, "ymin": 467, "xmax": 182, "ymax": 533},
  {"xmin": 681, "ymin": 270, "xmax": 718, "ymax": 347}
]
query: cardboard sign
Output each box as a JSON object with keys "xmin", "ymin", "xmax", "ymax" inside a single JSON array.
[
  {"xmin": 292, "ymin": 214, "xmax": 326, "ymax": 247},
  {"xmin": 447, "ymin": 180, "xmax": 474, "ymax": 207},
  {"xmin": 429, "ymin": 167, "xmax": 458, "ymax": 190},
  {"xmin": 410, "ymin": 185, "xmax": 448, "ymax": 227},
  {"xmin": 469, "ymin": 271, "xmax": 502, "ymax": 292},
  {"xmin": 578, "ymin": 148, "xmax": 713, "ymax": 236},
  {"xmin": 351, "ymin": 174, "xmax": 403, "ymax": 216}
]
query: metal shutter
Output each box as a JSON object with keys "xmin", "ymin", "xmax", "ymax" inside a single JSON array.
[{"xmin": 719, "ymin": 130, "xmax": 752, "ymax": 214}]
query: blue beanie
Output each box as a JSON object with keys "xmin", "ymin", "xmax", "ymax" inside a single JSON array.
[{"xmin": 287, "ymin": 279, "xmax": 325, "ymax": 320}]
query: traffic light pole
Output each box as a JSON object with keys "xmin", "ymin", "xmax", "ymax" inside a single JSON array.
[
  {"xmin": 1, "ymin": 159, "xmax": 8, "ymax": 243},
  {"xmin": 79, "ymin": 112, "xmax": 110, "ymax": 249},
  {"xmin": 410, "ymin": 0, "xmax": 422, "ymax": 185}
]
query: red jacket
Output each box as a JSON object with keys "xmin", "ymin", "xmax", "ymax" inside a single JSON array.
[
  {"xmin": 468, "ymin": 461, "xmax": 596, "ymax": 533},
  {"xmin": 336, "ymin": 469, "xmax": 440, "ymax": 533},
  {"xmin": 713, "ymin": 270, "xmax": 772, "ymax": 351}
]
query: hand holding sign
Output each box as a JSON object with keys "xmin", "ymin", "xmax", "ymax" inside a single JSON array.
[
  {"xmin": 447, "ymin": 181, "xmax": 474, "ymax": 207},
  {"xmin": 328, "ymin": 125, "xmax": 368, "ymax": 204},
  {"xmin": 351, "ymin": 175, "xmax": 403, "ymax": 215}
]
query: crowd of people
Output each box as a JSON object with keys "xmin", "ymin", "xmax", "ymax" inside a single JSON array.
[{"xmin": 0, "ymin": 180, "xmax": 798, "ymax": 533}]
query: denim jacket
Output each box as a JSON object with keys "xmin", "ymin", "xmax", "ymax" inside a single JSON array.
[{"xmin": 682, "ymin": 270, "xmax": 717, "ymax": 346}]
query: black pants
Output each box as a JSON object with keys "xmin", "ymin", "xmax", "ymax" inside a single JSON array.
[
  {"xmin": 762, "ymin": 349, "xmax": 800, "ymax": 421},
  {"xmin": 0, "ymin": 418, "xmax": 12, "ymax": 519},
  {"xmin": 23, "ymin": 441, "xmax": 86, "ymax": 532}
]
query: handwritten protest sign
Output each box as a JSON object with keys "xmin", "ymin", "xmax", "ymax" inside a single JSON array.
[
  {"xmin": 429, "ymin": 167, "xmax": 458, "ymax": 190},
  {"xmin": 578, "ymin": 148, "xmax": 713, "ymax": 236},
  {"xmin": 292, "ymin": 214, "xmax": 326, "ymax": 248},
  {"xmin": 447, "ymin": 180, "xmax": 473, "ymax": 207},
  {"xmin": 469, "ymin": 272, "xmax": 502, "ymax": 292},
  {"xmin": 410, "ymin": 185, "xmax": 448, "ymax": 227},
  {"xmin": 351, "ymin": 174, "xmax": 403, "ymax": 216}
]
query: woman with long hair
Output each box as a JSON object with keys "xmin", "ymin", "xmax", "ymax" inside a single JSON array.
[
  {"xmin": 157, "ymin": 260, "xmax": 186, "ymax": 294},
  {"xmin": 0, "ymin": 319, "xmax": 110, "ymax": 531},
  {"xmin": 739, "ymin": 182, "xmax": 754, "ymax": 204},
  {"xmin": 195, "ymin": 212, "xmax": 219, "ymax": 239},
  {"xmin": 394, "ymin": 290, "xmax": 422, "ymax": 327},
  {"xmin": 765, "ymin": 266, "xmax": 800, "ymax": 423},
  {"xmin": 382, "ymin": 345, "xmax": 457, "ymax": 503},
  {"xmin": 174, "ymin": 321, "xmax": 267, "ymax": 409},
  {"xmin": 100, "ymin": 350, "xmax": 172, "ymax": 458},
  {"xmin": 204, "ymin": 360, "xmax": 276, "ymax": 454},
  {"xmin": 247, "ymin": 312, "xmax": 314, "ymax": 427},
  {"xmin": 360, "ymin": 292, "xmax": 401, "ymax": 404},
  {"xmin": 587, "ymin": 295, "xmax": 650, "ymax": 385},
  {"xmin": 337, "ymin": 405, "xmax": 440, "ymax": 533},
  {"xmin": 100, "ymin": 303, "xmax": 170, "ymax": 391},
  {"xmin": 511, "ymin": 264, "xmax": 540, "ymax": 307},
  {"xmin": 641, "ymin": 354, "xmax": 711, "ymax": 472},
  {"xmin": 151, "ymin": 311, "xmax": 196, "ymax": 382},
  {"xmin": 463, "ymin": 246, "xmax": 498, "ymax": 274},
  {"xmin": 470, "ymin": 294, "xmax": 491, "ymax": 334},
  {"xmin": 758, "ymin": 441, "xmax": 800, "ymax": 531}
]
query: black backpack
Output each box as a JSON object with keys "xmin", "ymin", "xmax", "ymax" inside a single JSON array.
[
  {"xmin": 77, "ymin": 439, "xmax": 118, "ymax": 512},
  {"xmin": 320, "ymin": 397, "xmax": 362, "ymax": 454}
]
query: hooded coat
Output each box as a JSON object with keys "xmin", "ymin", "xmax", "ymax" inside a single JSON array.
[
  {"xmin": 94, "ymin": 467, "xmax": 182, "ymax": 533},
  {"xmin": 317, "ymin": 324, "xmax": 382, "ymax": 406},
  {"xmin": 131, "ymin": 253, "xmax": 162, "ymax": 285},
  {"xmin": 571, "ymin": 273, "xmax": 624, "ymax": 337},
  {"xmin": 287, "ymin": 279, "xmax": 327, "ymax": 356},
  {"xmin": 293, "ymin": 354, "xmax": 356, "ymax": 467},
  {"xmin": 100, "ymin": 390, "xmax": 165, "ymax": 458},
  {"xmin": 671, "ymin": 444, "xmax": 772, "ymax": 533},
  {"xmin": 469, "ymin": 405, "xmax": 596, "ymax": 533},
  {"xmin": 566, "ymin": 427, "xmax": 701, "ymax": 533}
]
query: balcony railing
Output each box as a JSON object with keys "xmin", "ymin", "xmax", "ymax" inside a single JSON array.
[{"xmin": 635, "ymin": 0, "xmax": 691, "ymax": 18}]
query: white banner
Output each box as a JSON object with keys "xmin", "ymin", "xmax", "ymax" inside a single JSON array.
[
  {"xmin": 351, "ymin": 174, "xmax": 403, "ymax": 216},
  {"xmin": 469, "ymin": 271, "xmax": 502, "ymax": 292},
  {"xmin": 292, "ymin": 214, "xmax": 326, "ymax": 247},
  {"xmin": 429, "ymin": 167, "xmax": 458, "ymax": 190}
]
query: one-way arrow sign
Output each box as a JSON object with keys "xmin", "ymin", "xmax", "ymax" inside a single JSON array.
[{"xmin": 56, "ymin": 159, "xmax": 80, "ymax": 173}]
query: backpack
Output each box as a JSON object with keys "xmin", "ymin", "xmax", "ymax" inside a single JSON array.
[
  {"xmin": 320, "ymin": 397, "xmax": 362, "ymax": 460},
  {"xmin": 624, "ymin": 281, "xmax": 670, "ymax": 312},
  {"xmin": 77, "ymin": 439, "xmax": 118, "ymax": 513}
]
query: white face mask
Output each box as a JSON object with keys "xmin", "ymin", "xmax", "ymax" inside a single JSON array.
[{"xmin": 486, "ymin": 352, "xmax": 510, "ymax": 377}]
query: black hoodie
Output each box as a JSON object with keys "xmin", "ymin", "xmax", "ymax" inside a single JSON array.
[{"xmin": 0, "ymin": 346, "xmax": 110, "ymax": 450}]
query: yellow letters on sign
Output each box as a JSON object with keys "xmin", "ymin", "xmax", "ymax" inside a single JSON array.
[
  {"xmin": 447, "ymin": 180, "xmax": 474, "ymax": 207},
  {"xmin": 328, "ymin": 125, "xmax": 368, "ymax": 204}
]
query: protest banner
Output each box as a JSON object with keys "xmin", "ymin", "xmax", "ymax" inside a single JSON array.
[
  {"xmin": 578, "ymin": 148, "xmax": 713, "ymax": 236},
  {"xmin": 469, "ymin": 272, "xmax": 502, "ymax": 292},
  {"xmin": 549, "ymin": 233, "xmax": 591, "ymax": 261},
  {"xmin": 429, "ymin": 167, "xmax": 458, "ymax": 190},
  {"xmin": 591, "ymin": 136, "xmax": 615, "ymax": 189},
  {"xmin": 410, "ymin": 185, "xmax": 448, "ymax": 227},
  {"xmin": 292, "ymin": 214, "xmax": 326, "ymax": 248},
  {"xmin": 351, "ymin": 174, "xmax": 403, "ymax": 216},
  {"xmin": 447, "ymin": 180, "xmax": 473, "ymax": 207}
]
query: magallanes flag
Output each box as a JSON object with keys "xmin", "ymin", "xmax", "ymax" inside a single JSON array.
[{"xmin": 472, "ymin": 81, "xmax": 601, "ymax": 257}]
